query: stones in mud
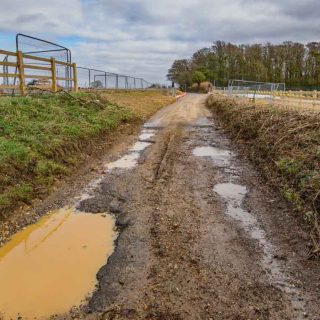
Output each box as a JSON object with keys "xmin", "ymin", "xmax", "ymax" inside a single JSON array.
[
  {"xmin": 79, "ymin": 194, "xmax": 125, "ymax": 215},
  {"xmin": 109, "ymin": 198, "xmax": 122, "ymax": 214},
  {"xmin": 101, "ymin": 308, "xmax": 137, "ymax": 320}
]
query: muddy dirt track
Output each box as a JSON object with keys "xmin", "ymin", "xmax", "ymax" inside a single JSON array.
[
  {"xmin": 2, "ymin": 94, "xmax": 319, "ymax": 319},
  {"xmin": 73, "ymin": 94, "xmax": 319, "ymax": 320}
]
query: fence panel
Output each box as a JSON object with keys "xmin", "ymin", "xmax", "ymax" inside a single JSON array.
[
  {"xmin": 1, "ymin": 48, "xmax": 153, "ymax": 96},
  {"xmin": 0, "ymin": 49, "xmax": 77, "ymax": 96},
  {"xmin": 76, "ymin": 66, "xmax": 150, "ymax": 90}
]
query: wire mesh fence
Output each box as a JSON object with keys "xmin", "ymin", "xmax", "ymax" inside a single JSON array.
[
  {"xmin": 16, "ymin": 33, "xmax": 73, "ymax": 90},
  {"xmin": 225, "ymin": 79, "xmax": 286, "ymax": 101},
  {"xmin": 1, "ymin": 34, "xmax": 153, "ymax": 95},
  {"xmin": 77, "ymin": 67, "xmax": 151, "ymax": 90},
  {"xmin": 228, "ymin": 79, "xmax": 286, "ymax": 91}
]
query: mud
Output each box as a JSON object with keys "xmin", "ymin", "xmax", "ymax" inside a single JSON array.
[
  {"xmin": 0, "ymin": 207, "xmax": 116, "ymax": 319},
  {"xmin": 1, "ymin": 94, "xmax": 319, "ymax": 319},
  {"xmin": 79, "ymin": 94, "xmax": 319, "ymax": 319},
  {"xmin": 213, "ymin": 182, "xmax": 307, "ymax": 317}
]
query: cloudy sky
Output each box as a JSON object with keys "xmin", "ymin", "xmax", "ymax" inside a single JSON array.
[{"xmin": 0, "ymin": 0, "xmax": 319, "ymax": 83}]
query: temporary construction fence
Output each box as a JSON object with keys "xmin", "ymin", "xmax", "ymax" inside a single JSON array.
[
  {"xmin": 0, "ymin": 50, "xmax": 153, "ymax": 96},
  {"xmin": 1, "ymin": 33, "xmax": 153, "ymax": 95},
  {"xmin": 228, "ymin": 79, "xmax": 286, "ymax": 92},
  {"xmin": 0, "ymin": 49, "xmax": 77, "ymax": 96},
  {"xmin": 16, "ymin": 33, "xmax": 73, "ymax": 90},
  {"xmin": 77, "ymin": 66, "xmax": 151, "ymax": 90},
  {"xmin": 226, "ymin": 79, "xmax": 286, "ymax": 101}
]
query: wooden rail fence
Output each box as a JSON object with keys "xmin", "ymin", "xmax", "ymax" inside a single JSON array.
[{"xmin": 0, "ymin": 49, "xmax": 78, "ymax": 95}]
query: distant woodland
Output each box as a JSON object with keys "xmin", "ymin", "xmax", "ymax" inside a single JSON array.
[{"xmin": 167, "ymin": 41, "xmax": 320, "ymax": 89}]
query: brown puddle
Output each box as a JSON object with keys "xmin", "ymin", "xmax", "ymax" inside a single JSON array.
[{"xmin": 0, "ymin": 207, "xmax": 116, "ymax": 319}]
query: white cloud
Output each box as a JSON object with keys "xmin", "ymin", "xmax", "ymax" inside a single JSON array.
[{"xmin": 0, "ymin": 0, "xmax": 319, "ymax": 83}]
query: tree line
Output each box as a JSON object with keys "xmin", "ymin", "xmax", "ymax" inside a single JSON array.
[{"xmin": 167, "ymin": 41, "xmax": 320, "ymax": 90}]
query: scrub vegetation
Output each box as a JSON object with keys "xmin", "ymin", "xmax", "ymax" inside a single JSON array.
[
  {"xmin": 206, "ymin": 94, "xmax": 320, "ymax": 258},
  {"xmin": 0, "ymin": 90, "xmax": 174, "ymax": 217}
]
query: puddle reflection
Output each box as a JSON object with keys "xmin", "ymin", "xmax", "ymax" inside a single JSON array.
[{"xmin": 193, "ymin": 146, "xmax": 231, "ymax": 166}]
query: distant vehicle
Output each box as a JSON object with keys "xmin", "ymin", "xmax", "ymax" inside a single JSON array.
[
  {"xmin": 27, "ymin": 79, "xmax": 63, "ymax": 91},
  {"xmin": 27, "ymin": 79, "xmax": 51, "ymax": 87},
  {"xmin": 91, "ymin": 80, "xmax": 103, "ymax": 88}
]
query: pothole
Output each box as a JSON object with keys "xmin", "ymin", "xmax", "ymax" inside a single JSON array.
[
  {"xmin": 105, "ymin": 152, "xmax": 141, "ymax": 170},
  {"xmin": 129, "ymin": 141, "xmax": 152, "ymax": 152},
  {"xmin": 139, "ymin": 129, "xmax": 157, "ymax": 141},
  {"xmin": 193, "ymin": 146, "xmax": 232, "ymax": 166},
  {"xmin": 0, "ymin": 207, "xmax": 117, "ymax": 319},
  {"xmin": 104, "ymin": 128, "xmax": 156, "ymax": 172},
  {"xmin": 76, "ymin": 126, "xmax": 158, "ymax": 203}
]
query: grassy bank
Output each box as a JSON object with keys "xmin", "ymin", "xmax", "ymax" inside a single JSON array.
[
  {"xmin": 0, "ymin": 90, "xmax": 174, "ymax": 217},
  {"xmin": 207, "ymin": 94, "xmax": 320, "ymax": 258},
  {"xmin": 100, "ymin": 90, "xmax": 176, "ymax": 119}
]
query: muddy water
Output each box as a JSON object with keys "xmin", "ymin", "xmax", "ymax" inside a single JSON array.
[
  {"xmin": 77, "ymin": 128, "xmax": 156, "ymax": 203},
  {"xmin": 0, "ymin": 125, "xmax": 154, "ymax": 319},
  {"xmin": 106, "ymin": 152, "xmax": 141, "ymax": 170},
  {"xmin": 139, "ymin": 129, "xmax": 156, "ymax": 141},
  {"xmin": 193, "ymin": 139, "xmax": 307, "ymax": 317},
  {"xmin": 192, "ymin": 146, "xmax": 232, "ymax": 166},
  {"xmin": 213, "ymin": 182, "xmax": 306, "ymax": 317},
  {"xmin": 105, "ymin": 130, "xmax": 154, "ymax": 171},
  {"xmin": 0, "ymin": 207, "xmax": 116, "ymax": 319},
  {"xmin": 130, "ymin": 141, "xmax": 152, "ymax": 152}
]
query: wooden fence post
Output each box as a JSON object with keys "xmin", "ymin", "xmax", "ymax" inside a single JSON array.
[
  {"xmin": 72, "ymin": 63, "xmax": 78, "ymax": 92},
  {"xmin": 17, "ymin": 51, "xmax": 26, "ymax": 96},
  {"xmin": 313, "ymin": 90, "xmax": 317, "ymax": 107},
  {"xmin": 50, "ymin": 58, "xmax": 57, "ymax": 93}
]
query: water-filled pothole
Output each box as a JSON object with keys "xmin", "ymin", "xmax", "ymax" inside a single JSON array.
[
  {"xmin": 105, "ymin": 130, "xmax": 154, "ymax": 171},
  {"xmin": 213, "ymin": 182, "xmax": 306, "ymax": 315},
  {"xmin": 213, "ymin": 183, "xmax": 257, "ymax": 226},
  {"xmin": 106, "ymin": 152, "xmax": 141, "ymax": 170},
  {"xmin": 193, "ymin": 146, "xmax": 231, "ymax": 166},
  {"xmin": 139, "ymin": 129, "xmax": 157, "ymax": 141},
  {"xmin": 0, "ymin": 207, "xmax": 116, "ymax": 319},
  {"xmin": 130, "ymin": 141, "xmax": 152, "ymax": 152}
]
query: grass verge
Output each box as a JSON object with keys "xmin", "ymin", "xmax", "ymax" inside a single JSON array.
[
  {"xmin": 0, "ymin": 90, "xmax": 174, "ymax": 218},
  {"xmin": 99, "ymin": 89, "xmax": 176, "ymax": 120},
  {"xmin": 207, "ymin": 94, "xmax": 320, "ymax": 259}
]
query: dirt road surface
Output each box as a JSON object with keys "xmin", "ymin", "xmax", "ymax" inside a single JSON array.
[
  {"xmin": 3, "ymin": 94, "xmax": 319, "ymax": 319},
  {"xmin": 71, "ymin": 94, "xmax": 318, "ymax": 320}
]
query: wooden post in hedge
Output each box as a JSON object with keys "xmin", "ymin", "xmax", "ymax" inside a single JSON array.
[
  {"xmin": 50, "ymin": 58, "xmax": 57, "ymax": 93},
  {"xmin": 299, "ymin": 90, "xmax": 302, "ymax": 106},
  {"xmin": 17, "ymin": 51, "xmax": 26, "ymax": 96},
  {"xmin": 313, "ymin": 90, "xmax": 317, "ymax": 107},
  {"xmin": 72, "ymin": 63, "xmax": 78, "ymax": 92}
]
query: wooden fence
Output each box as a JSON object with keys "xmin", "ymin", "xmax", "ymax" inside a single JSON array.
[{"xmin": 0, "ymin": 49, "xmax": 78, "ymax": 95}]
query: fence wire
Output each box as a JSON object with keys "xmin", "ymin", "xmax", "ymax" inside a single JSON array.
[
  {"xmin": 1, "ymin": 34, "xmax": 153, "ymax": 95},
  {"xmin": 77, "ymin": 66, "xmax": 151, "ymax": 90}
]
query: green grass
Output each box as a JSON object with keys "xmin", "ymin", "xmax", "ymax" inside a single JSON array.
[{"xmin": 0, "ymin": 92, "xmax": 136, "ymax": 216}]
